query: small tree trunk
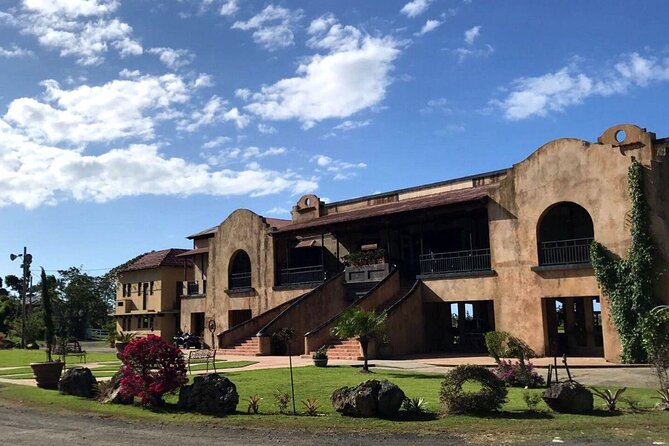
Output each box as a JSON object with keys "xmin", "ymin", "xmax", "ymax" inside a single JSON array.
[{"xmin": 360, "ymin": 338, "xmax": 369, "ymax": 373}]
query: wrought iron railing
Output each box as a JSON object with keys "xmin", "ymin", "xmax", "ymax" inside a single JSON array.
[
  {"xmin": 187, "ymin": 281, "xmax": 199, "ymax": 295},
  {"xmin": 539, "ymin": 237, "xmax": 593, "ymax": 266},
  {"xmin": 229, "ymin": 272, "xmax": 251, "ymax": 289},
  {"xmin": 419, "ymin": 248, "xmax": 492, "ymax": 275},
  {"xmin": 278, "ymin": 265, "xmax": 325, "ymax": 285}
]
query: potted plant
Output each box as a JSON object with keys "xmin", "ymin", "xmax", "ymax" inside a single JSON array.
[
  {"xmin": 377, "ymin": 335, "xmax": 393, "ymax": 359},
  {"xmin": 30, "ymin": 268, "xmax": 64, "ymax": 389},
  {"xmin": 312, "ymin": 345, "xmax": 329, "ymax": 367},
  {"xmin": 115, "ymin": 331, "xmax": 136, "ymax": 355}
]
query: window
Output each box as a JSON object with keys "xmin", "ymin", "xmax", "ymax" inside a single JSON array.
[
  {"xmin": 142, "ymin": 283, "xmax": 149, "ymax": 310},
  {"xmin": 137, "ymin": 282, "xmax": 141, "ymax": 296},
  {"xmin": 229, "ymin": 250, "xmax": 252, "ymax": 289},
  {"xmin": 117, "ymin": 301, "xmax": 123, "ymax": 307},
  {"xmin": 139, "ymin": 316, "xmax": 150, "ymax": 329},
  {"xmin": 537, "ymin": 202, "xmax": 594, "ymax": 266},
  {"xmin": 150, "ymin": 281, "xmax": 154, "ymax": 295}
]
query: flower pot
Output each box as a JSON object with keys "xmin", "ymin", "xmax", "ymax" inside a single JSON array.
[
  {"xmin": 313, "ymin": 358, "xmax": 328, "ymax": 367},
  {"xmin": 30, "ymin": 361, "xmax": 64, "ymax": 389},
  {"xmin": 378, "ymin": 343, "xmax": 393, "ymax": 359}
]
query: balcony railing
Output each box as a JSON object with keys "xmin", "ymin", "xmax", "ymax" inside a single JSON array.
[
  {"xmin": 419, "ymin": 248, "xmax": 492, "ymax": 276},
  {"xmin": 229, "ymin": 272, "xmax": 251, "ymax": 289},
  {"xmin": 180, "ymin": 280, "xmax": 207, "ymax": 296},
  {"xmin": 539, "ymin": 237, "xmax": 593, "ymax": 266},
  {"xmin": 278, "ymin": 265, "xmax": 325, "ymax": 286}
]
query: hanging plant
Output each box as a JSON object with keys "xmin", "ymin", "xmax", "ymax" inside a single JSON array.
[{"xmin": 590, "ymin": 161, "xmax": 658, "ymax": 363}]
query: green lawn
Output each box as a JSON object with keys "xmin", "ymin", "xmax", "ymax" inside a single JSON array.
[
  {"xmin": 0, "ymin": 365, "xmax": 667, "ymax": 443},
  {"xmin": 0, "ymin": 349, "xmax": 119, "ymax": 367}
]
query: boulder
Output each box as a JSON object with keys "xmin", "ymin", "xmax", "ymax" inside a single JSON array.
[
  {"xmin": 100, "ymin": 371, "xmax": 133, "ymax": 405},
  {"xmin": 543, "ymin": 382, "xmax": 593, "ymax": 414},
  {"xmin": 331, "ymin": 379, "xmax": 405, "ymax": 418},
  {"xmin": 178, "ymin": 373, "xmax": 239, "ymax": 415},
  {"xmin": 58, "ymin": 367, "xmax": 97, "ymax": 398}
]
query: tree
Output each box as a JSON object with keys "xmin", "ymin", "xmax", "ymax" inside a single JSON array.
[
  {"xmin": 332, "ymin": 308, "xmax": 387, "ymax": 373},
  {"xmin": 57, "ymin": 267, "xmax": 113, "ymax": 338},
  {"xmin": 40, "ymin": 268, "xmax": 55, "ymax": 362}
]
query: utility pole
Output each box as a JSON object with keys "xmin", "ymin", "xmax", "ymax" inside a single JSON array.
[{"xmin": 10, "ymin": 247, "xmax": 32, "ymax": 349}]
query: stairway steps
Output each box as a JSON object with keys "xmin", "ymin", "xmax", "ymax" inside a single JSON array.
[{"xmin": 219, "ymin": 336, "xmax": 261, "ymax": 355}]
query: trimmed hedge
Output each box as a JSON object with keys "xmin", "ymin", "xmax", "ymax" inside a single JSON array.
[{"xmin": 440, "ymin": 365, "xmax": 508, "ymax": 414}]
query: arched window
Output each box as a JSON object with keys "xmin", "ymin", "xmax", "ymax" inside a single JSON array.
[
  {"xmin": 537, "ymin": 202, "xmax": 594, "ymax": 266},
  {"xmin": 229, "ymin": 250, "xmax": 252, "ymax": 289}
]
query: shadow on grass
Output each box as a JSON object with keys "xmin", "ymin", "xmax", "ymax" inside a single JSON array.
[
  {"xmin": 470, "ymin": 410, "xmax": 554, "ymax": 420},
  {"xmin": 380, "ymin": 372, "xmax": 445, "ymax": 381}
]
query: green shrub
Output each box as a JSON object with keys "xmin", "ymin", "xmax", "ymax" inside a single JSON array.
[
  {"xmin": 440, "ymin": 365, "xmax": 507, "ymax": 414},
  {"xmin": 484, "ymin": 331, "xmax": 536, "ymax": 364},
  {"xmin": 522, "ymin": 389, "xmax": 543, "ymax": 411}
]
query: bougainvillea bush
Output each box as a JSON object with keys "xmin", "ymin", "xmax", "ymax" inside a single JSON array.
[
  {"xmin": 119, "ymin": 335, "xmax": 187, "ymax": 406},
  {"xmin": 493, "ymin": 359, "xmax": 545, "ymax": 388}
]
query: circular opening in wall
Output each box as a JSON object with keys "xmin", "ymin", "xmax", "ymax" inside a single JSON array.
[
  {"xmin": 305, "ymin": 197, "xmax": 312, "ymax": 206},
  {"xmin": 615, "ymin": 129, "xmax": 627, "ymax": 144}
]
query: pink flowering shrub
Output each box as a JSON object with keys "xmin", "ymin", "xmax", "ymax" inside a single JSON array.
[
  {"xmin": 493, "ymin": 359, "xmax": 545, "ymax": 388},
  {"xmin": 119, "ymin": 335, "xmax": 187, "ymax": 406}
]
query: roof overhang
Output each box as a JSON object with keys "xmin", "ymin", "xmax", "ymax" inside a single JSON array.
[{"xmin": 176, "ymin": 247, "xmax": 209, "ymax": 257}]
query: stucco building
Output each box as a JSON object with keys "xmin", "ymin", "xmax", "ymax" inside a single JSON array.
[{"xmin": 116, "ymin": 124, "xmax": 669, "ymax": 362}]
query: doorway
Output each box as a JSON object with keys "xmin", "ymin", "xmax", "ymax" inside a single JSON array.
[
  {"xmin": 543, "ymin": 297, "xmax": 603, "ymax": 357},
  {"xmin": 191, "ymin": 312, "xmax": 205, "ymax": 338},
  {"xmin": 424, "ymin": 300, "xmax": 495, "ymax": 353},
  {"xmin": 228, "ymin": 309, "xmax": 252, "ymax": 328}
]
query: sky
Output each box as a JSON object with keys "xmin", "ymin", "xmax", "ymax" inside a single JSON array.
[{"xmin": 1, "ymin": 0, "xmax": 669, "ymax": 279}]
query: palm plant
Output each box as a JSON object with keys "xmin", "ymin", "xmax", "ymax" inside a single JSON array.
[{"xmin": 331, "ymin": 308, "xmax": 386, "ymax": 373}]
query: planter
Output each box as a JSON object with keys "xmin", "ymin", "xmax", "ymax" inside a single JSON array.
[
  {"xmin": 30, "ymin": 361, "xmax": 64, "ymax": 389},
  {"xmin": 313, "ymin": 358, "xmax": 328, "ymax": 367},
  {"xmin": 345, "ymin": 263, "xmax": 390, "ymax": 283},
  {"xmin": 115, "ymin": 341, "xmax": 129, "ymax": 356}
]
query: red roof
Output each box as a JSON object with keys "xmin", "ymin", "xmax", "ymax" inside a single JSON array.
[
  {"xmin": 187, "ymin": 226, "xmax": 217, "ymax": 240},
  {"xmin": 175, "ymin": 247, "xmax": 209, "ymax": 257},
  {"xmin": 264, "ymin": 217, "xmax": 291, "ymax": 229},
  {"xmin": 273, "ymin": 186, "xmax": 490, "ymax": 234},
  {"xmin": 122, "ymin": 249, "xmax": 191, "ymax": 272}
]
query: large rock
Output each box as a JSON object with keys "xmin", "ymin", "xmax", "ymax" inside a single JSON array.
[
  {"xmin": 178, "ymin": 373, "xmax": 239, "ymax": 415},
  {"xmin": 100, "ymin": 371, "xmax": 133, "ymax": 405},
  {"xmin": 331, "ymin": 379, "xmax": 405, "ymax": 418},
  {"xmin": 543, "ymin": 382, "xmax": 593, "ymax": 414},
  {"xmin": 58, "ymin": 367, "xmax": 97, "ymax": 398}
]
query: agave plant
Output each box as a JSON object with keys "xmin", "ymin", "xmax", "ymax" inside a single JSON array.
[
  {"xmin": 247, "ymin": 394, "xmax": 262, "ymax": 414},
  {"xmin": 402, "ymin": 397, "xmax": 426, "ymax": 414},
  {"xmin": 591, "ymin": 387, "xmax": 627, "ymax": 411}
]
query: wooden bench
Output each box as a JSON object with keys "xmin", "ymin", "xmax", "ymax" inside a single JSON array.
[
  {"xmin": 187, "ymin": 349, "xmax": 217, "ymax": 375},
  {"xmin": 56, "ymin": 340, "xmax": 87, "ymax": 364}
]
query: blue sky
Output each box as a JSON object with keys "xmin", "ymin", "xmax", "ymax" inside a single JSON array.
[{"xmin": 1, "ymin": 0, "xmax": 669, "ymax": 279}]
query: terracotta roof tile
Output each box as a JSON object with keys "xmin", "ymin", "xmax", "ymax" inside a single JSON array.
[
  {"xmin": 273, "ymin": 186, "xmax": 491, "ymax": 234},
  {"xmin": 186, "ymin": 226, "xmax": 218, "ymax": 240},
  {"xmin": 264, "ymin": 217, "xmax": 291, "ymax": 229},
  {"xmin": 122, "ymin": 249, "xmax": 191, "ymax": 272}
]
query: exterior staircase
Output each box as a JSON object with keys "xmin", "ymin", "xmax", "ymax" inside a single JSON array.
[
  {"xmin": 217, "ymin": 336, "xmax": 261, "ymax": 356},
  {"xmin": 376, "ymin": 281, "xmax": 415, "ymax": 313},
  {"xmin": 323, "ymin": 338, "xmax": 363, "ymax": 360}
]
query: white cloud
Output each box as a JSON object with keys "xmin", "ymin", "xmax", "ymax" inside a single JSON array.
[
  {"xmin": 257, "ymin": 123, "xmax": 277, "ymax": 134},
  {"xmin": 0, "ymin": 120, "xmax": 317, "ymax": 208},
  {"xmin": 235, "ymin": 88, "xmax": 251, "ymax": 100},
  {"xmin": 232, "ymin": 5, "xmax": 303, "ymax": 51},
  {"xmin": 494, "ymin": 53, "xmax": 669, "ymax": 120},
  {"xmin": 420, "ymin": 97, "xmax": 451, "ymax": 114},
  {"xmin": 415, "ymin": 19, "xmax": 441, "ymax": 36},
  {"xmin": 219, "ymin": 0, "xmax": 238, "ymax": 16},
  {"xmin": 3, "ymin": 0, "xmax": 142, "ymax": 65},
  {"xmin": 204, "ymin": 145, "xmax": 287, "ymax": 166},
  {"xmin": 464, "ymin": 25, "xmax": 481, "ymax": 45},
  {"xmin": 265, "ymin": 206, "xmax": 289, "ymax": 216},
  {"xmin": 148, "ymin": 47, "xmax": 195, "ymax": 70},
  {"xmin": 4, "ymin": 73, "xmax": 195, "ymax": 145},
  {"xmin": 451, "ymin": 43, "xmax": 494, "ymax": 62},
  {"xmin": 178, "ymin": 96, "xmax": 251, "ymax": 132},
  {"xmin": 244, "ymin": 15, "xmax": 400, "ymax": 127},
  {"xmin": 400, "ymin": 0, "xmax": 433, "ymax": 18},
  {"xmin": 310, "ymin": 154, "xmax": 366, "ymax": 180},
  {"xmin": 307, "ymin": 13, "xmax": 362, "ymax": 52},
  {"xmin": 0, "ymin": 45, "xmax": 33, "ymax": 58},
  {"xmin": 202, "ymin": 136, "xmax": 232, "ymax": 149}
]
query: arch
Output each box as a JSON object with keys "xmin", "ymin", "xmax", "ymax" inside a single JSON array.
[
  {"xmin": 537, "ymin": 202, "xmax": 594, "ymax": 266},
  {"xmin": 228, "ymin": 249, "xmax": 252, "ymax": 289}
]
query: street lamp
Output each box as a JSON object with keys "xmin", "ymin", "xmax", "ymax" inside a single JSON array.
[{"xmin": 10, "ymin": 247, "xmax": 32, "ymax": 349}]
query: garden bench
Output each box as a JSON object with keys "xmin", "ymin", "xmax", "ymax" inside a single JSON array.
[
  {"xmin": 56, "ymin": 340, "xmax": 87, "ymax": 364},
  {"xmin": 187, "ymin": 349, "xmax": 217, "ymax": 375}
]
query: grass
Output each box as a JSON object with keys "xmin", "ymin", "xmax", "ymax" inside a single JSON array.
[
  {"xmin": 0, "ymin": 365, "xmax": 667, "ymax": 443},
  {"xmin": 0, "ymin": 349, "xmax": 119, "ymax": 367}
]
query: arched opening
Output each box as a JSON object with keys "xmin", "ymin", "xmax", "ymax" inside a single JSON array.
[
  {"xmin": 228, "ymin": 250, "xmax": 252, "ymax": 289},
  {"xmin": 537, "ymin": 202, "xmax": 594, "ymax": 266}
]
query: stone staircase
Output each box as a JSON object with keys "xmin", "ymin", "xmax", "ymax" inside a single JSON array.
[
  {"xmin": 376, "ymin": 281, "xmax": 415, "ymax": 313},
  {"xmin": 218, "ymin": 336, "xmax": 261, "ymax": 356},
  {"xmin": 323, "ymin": 338, "xmax": 363, "ymax": 360}
]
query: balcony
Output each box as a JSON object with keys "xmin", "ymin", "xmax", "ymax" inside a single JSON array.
[
  {"xmin": 180, "ymin": 280, "xmax": 207, "ymax": 296},
  {"xmin": 229, "ymin": 272, "xmax": 252, "ymax": 290},
  {"xmin": 419, "ymin": 248, "xmax": 492, "ymax": 277},
  {"xmin": 278, "ymin": 265, "xmax": 325, "ymax": 286},
  {"xmin": 539, "ymin": 238, "xmax": 593, "ymax": 266}
]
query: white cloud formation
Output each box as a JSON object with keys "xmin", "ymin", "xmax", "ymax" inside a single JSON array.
[
  {"xmin": 264, "ymin": 206, "xmax": 290, "ymax": 216},
  {"xmin": 232, "ymin": 5, "xmax": 303, "ymax": 51},
  {"xmin": 219, "ymin": 0, "xmax": 238, "ymax": 16},
  {"xmin": 257, "ymin": 123, "xmax": 277, "ymax": 134},
  {"xmin": 202, "ymin": 135, "xmax": 232, "ymax": 149},
  {"xmin": 244, "ymin": 15, "xmax": 400, "ymax": 127},
  {"xmin": 0, "ymin": 45, "xmax": 33, "ymax": 58},
  {"xmin": 464, "ymin": 25, "xmax": 481, "ymax": 45},
  {"xmin": 0, "ymin": 119, "xmax": 317, "ymax": 209},
  {"xmin": 494, "ymin": 53, "xmax": 669, "ymax": 120},
  {"xmin": 311, "ymin": 154, "xmax": 366, "ymax": 180},
  {"xmin": 420, "ymin": 97, "xmax": 451, "ymax": 114},
  {"xmin": 415, "ymin": 19, "xmax": 441, "ymax": 36},
  {"xmin": 4, "ymin": 73, "xmax": 198, "ymax": 145},
  {"xmin": 400, "ymin": 0, "xmax": 433, "ymax": 18},
  {"xmin": 178, "ymin": 95, "xmax": 251, "ymax": 132},
  {"xmin": 204, "ymin": 145, "xmax": 287, "ymax": 166},
  {"xmin": 2, "ymin": 0, "xmax": 142, "ymax": 65},
  {"xmin": 148, "ymin": 47, "xmax": 195, "ymax": 70}
]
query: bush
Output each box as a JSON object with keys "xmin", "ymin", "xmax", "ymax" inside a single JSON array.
[
  {"xmin": 119, "ymin": 335, "xmax": 187, "ymax": 406},
  {"xmin": 440, "ymin": 365, "xmax": 508, "ymax": 414},
  {"xmin": 522, "ymin": 389, "xmax": 543, "ymax": 411},
  {"xmin": 273, "ymin": 390, "xmax": 291, "ymax": 414},
  {"xmin": 493, "ymin": 359, "xmax": 545, "ymax": 388},
  {"xmin": 485, "ymin": 331, "xmax": 536, "ymax": 364}
]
